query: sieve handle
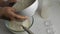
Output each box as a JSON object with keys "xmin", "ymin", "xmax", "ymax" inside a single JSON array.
[{"xmin": 21, "ymin": 25, "xmax": 34, "ymax": 34}]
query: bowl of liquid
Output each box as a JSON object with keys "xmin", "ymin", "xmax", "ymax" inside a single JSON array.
[
  {"xmin": 13, "ymin": 0, "xmax": 38, "ymax": 16},
  {"xmin": 5, "ymin": 16, "xmax": 34, "ymax": 34}
]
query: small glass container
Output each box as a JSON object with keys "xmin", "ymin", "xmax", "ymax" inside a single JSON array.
[{"xmin": 5, "ymin": 17, "xmax": 34, "ymax": 34}]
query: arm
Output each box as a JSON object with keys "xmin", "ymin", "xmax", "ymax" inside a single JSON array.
[{"xmin": 0, "ymin": 0, "xmax": 9, "ymax": 7}]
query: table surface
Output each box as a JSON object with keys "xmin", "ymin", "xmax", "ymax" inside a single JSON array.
[{"xmin": 0, "ymin": 0, "xmax": 60, "ymax": 34}]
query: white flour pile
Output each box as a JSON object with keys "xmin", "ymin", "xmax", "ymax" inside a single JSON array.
[
  {"xmin": 13, "ymin": 0, "xmax": 33, "ymax": 10},
  {"xmin": 8, "ymin": 19, "xmax": 31, "ymax": 31}
]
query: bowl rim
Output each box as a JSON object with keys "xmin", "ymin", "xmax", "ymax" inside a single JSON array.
[{"xmin": 5, "ymin": 16, "xmax": 34, "ymax": 32}]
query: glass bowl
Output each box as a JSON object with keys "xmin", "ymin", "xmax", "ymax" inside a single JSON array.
[{"xmin": 4, "ymin": 16, "xmax": 34, "ymax": 34}]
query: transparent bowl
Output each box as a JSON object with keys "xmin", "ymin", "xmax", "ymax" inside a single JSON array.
[{"xmin": 4, "ymin": 16, "xmax": 34, "ymax": 34}]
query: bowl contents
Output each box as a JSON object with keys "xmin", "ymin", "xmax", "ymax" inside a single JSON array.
[
  {"xmin": 13, "ymin": 0, "xmax": 34, "ymax": 10},
  {"xmin": 8, "ymin": 19, "xmax": 31, "ymax": 31}
]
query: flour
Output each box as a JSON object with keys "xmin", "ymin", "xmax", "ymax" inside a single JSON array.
[
  {"xmin": 8, "ymin": 19, "xmax": 31, "ymax": 31},
  {"xmin": 13, "ymin": 0, "xmax": 33, "ymax": 11}
]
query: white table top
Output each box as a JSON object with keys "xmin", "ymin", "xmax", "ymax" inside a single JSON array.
[{"xmin": 0, "ymin": 0, "xmax": 60, "ymax": 34}]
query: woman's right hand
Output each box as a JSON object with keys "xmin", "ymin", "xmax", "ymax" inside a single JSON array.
[{"xmin": 0, "ymin": 7, "xmax": 28, "ymax": 21}]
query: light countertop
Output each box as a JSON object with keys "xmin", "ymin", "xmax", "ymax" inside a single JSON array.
[{"xmin": 0, "ymin": 0, "xmax": 60, "ymax": 34}]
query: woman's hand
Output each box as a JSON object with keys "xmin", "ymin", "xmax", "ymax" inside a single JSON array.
[{"xmin": 0, "ymin": 7, "xmax": 28, "ymax": 21}]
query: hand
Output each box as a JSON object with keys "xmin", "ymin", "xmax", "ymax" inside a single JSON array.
[{"xmin": 0, "ymin": 7, "xmax": 28, "ymax": 21}]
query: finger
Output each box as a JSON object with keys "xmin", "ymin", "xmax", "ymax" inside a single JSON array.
[
  {"xmin": 10, "ymin": 12, "xmax": 28, "ymax": 19},
  {"xmin": 9, "ymin": 16, "xmax": 15, "ymax": 20},
  {"xmin": 15, "ymin": 15, "xmax": 28, "ymax": 20},
  {"xmin": 8, "ymin": 9, "xmax": 27, "ymax": 19},
  {"xmin": 6, "ymin": 7, "xmax": 28, "ymax": 20},
  {"xmin": 17, "ymin": 16, "xmax": 27, "ymax": 21},
  {"xmin": 11, "ymin": 7, "xmax": 15, "ymax": 10},
  {"xmin": 7, "ymin": 7, "xmax": 16, "ymax": 12}
]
